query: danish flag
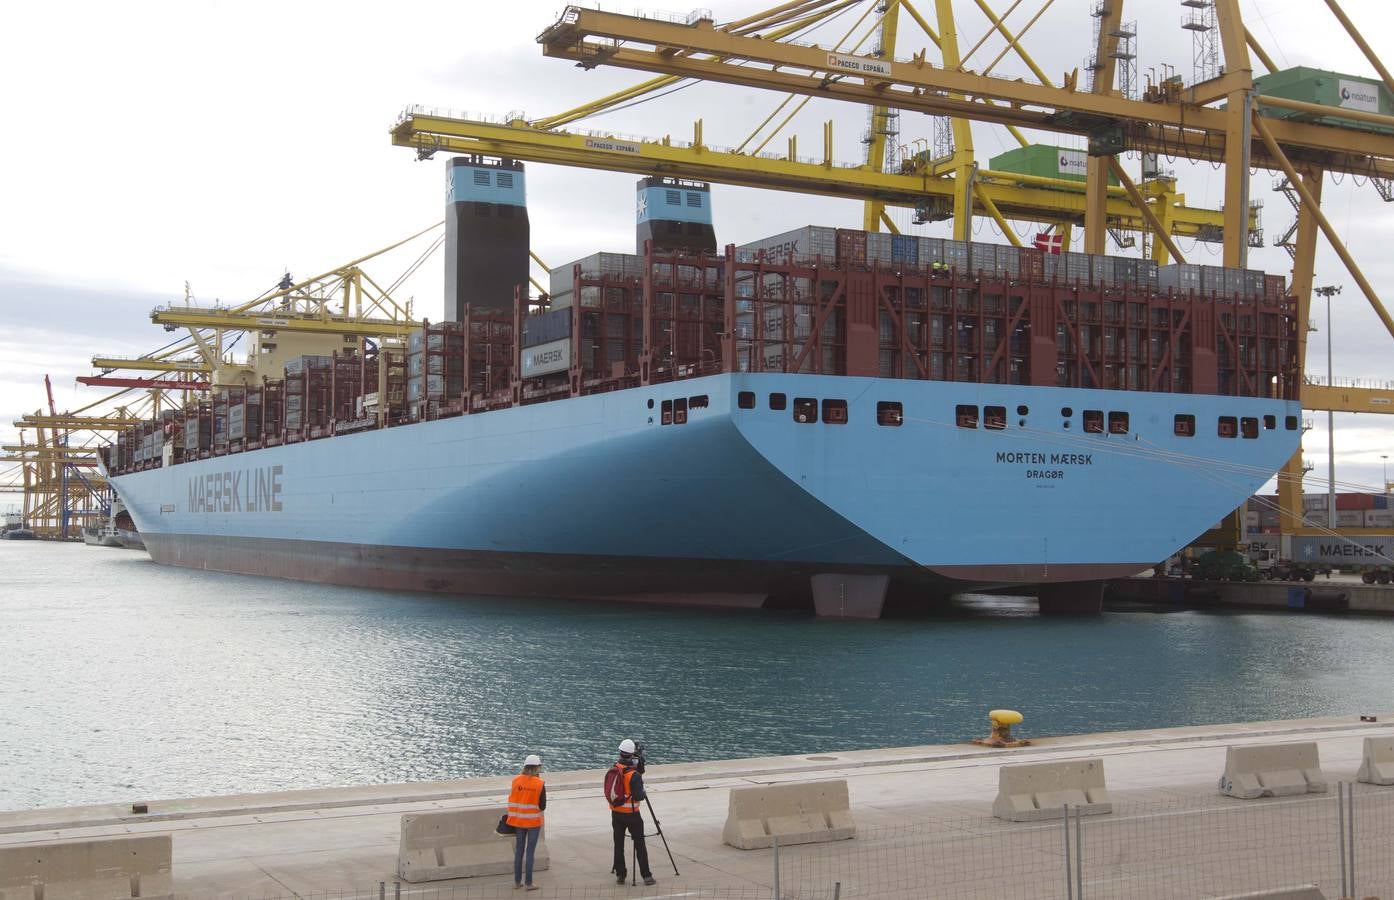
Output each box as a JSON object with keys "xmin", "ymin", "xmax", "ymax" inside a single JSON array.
[{"xmin": 1033, "ymin": 231, "xmax": 1064, "ymax": 254}]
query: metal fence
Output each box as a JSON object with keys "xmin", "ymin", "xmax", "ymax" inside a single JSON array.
[{"xmin": 185, "ymin": 783, "xmax": 1394, "ymax": 899}]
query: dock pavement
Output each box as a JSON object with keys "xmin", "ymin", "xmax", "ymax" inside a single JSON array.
[{"xmin": 2, "ymin": 715, "xmax": 1392, "ymax": 898}]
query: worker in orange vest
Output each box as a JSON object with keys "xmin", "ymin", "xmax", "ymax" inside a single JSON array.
[
  {"xmin": 507, "ymin": 754, "xmax": 547, "ymax": 891},
  {"xmin": 608, "ymin": 739, "xmax": 655, "ymax": 886}
]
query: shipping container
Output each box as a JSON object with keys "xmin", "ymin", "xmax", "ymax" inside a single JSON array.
[
  {"xmin": 891, "ymin": 234, "xmax": 919, "ymax": 266},
  {"xmin": 1364, "ymin": 509, "xmax": 1394, "ymax": 528},
  {"xmin": 1336, "ymin": 493, "xmax": 1377, "ymax": 511},
  {"xmin": 736, "ymin": 226, "xmax": 838, "ymax": 264},
  {"xmin": 835, "ymin": 228, "xmax": 867, "ymax": 266},
  {"xmin": 865, "ymin": 231, "xmax": 893, "ymax": 266}
]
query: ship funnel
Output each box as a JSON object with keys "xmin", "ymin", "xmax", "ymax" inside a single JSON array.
[
  {"xmin": 636, "ymin": 176, "xmax": 716, "ymax": 255},
  {"xmin": 444, "ymin": 155, "xmax": 529, "ymax": 319}
]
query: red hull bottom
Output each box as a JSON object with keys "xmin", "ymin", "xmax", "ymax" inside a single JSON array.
[{"xmin": 141, "ymin": 533, "xmax": 1146, "ymax": 617}]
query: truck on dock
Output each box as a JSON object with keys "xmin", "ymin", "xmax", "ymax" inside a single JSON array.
[
  {"xmin": 1359, "ymin": 566, "xmax": 1393, "ymax": 585},
  {"xmin": 1192, "ymin": 549, "xmax": 1260, "ymax": 582}
]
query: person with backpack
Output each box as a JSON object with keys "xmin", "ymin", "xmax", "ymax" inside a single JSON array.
[
  {"xmin": 507, "ymin": 753, "xmax": 547, "ymax": 891},
  {"xmin": 607, "ymin": 739, "xmax": 655, "ymax": 886}
]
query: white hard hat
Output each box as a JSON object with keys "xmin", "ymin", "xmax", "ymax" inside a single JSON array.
[
  {"xmin": 524, "ymin": 754, "xmax": 542, "ymax": 767},
  {"xmin": 618, "ymin": 739, "xmax": 636, "ymax": 755}
]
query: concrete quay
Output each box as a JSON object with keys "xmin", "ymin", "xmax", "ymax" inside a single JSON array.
[
  {"xmin": 3, "ymin": 715, "xmax": 1393, "ymax": 898},
  {"xmin": 1108, "ymin": 573, "xmax": 1394, "ymax": 615}
]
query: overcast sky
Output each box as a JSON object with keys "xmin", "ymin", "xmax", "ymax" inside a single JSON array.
[{"xmin": 2, "ymin": 0, "xmax": 1392, "ymax": 508}]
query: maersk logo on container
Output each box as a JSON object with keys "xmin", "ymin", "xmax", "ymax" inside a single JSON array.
[
  {"xmin": 1057, "ymin": 150, "xmax": 1088, "ymax": 177},
  {"xmin": 1339, "ymin": 79, "xmax": 1380, "ymax": 113},
  {"xmin": 188, "ymin": 465, "xmax": 284, "ymax": 514}
]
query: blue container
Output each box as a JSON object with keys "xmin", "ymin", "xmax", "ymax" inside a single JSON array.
[
  {"xmin": 1375, "ymin": 495, "xmax": 1389, "ymax": 509},
  {"xmin": 891, "ymin": 234, "xmax": 919, "ymax": 266}
]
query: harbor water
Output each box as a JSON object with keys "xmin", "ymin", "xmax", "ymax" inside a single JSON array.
[{"xmin": 3, "ymin": 541, "xmax": 1393, "ymax": 812}]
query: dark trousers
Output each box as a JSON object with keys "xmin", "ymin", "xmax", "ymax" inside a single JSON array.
[{"xmin": 611, "ymin": 809, "xmax": 651, "ymax": 878}]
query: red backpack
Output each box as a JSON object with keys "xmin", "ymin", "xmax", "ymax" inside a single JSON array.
[{"xmin": 604, "ymin": 764, "xmax": 630, "ymax": 808}]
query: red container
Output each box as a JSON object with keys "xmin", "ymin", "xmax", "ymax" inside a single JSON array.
[
  {"xmin": 835, "ymin": 229, "xmax": 867, "ymax": 266},
  {"xmin": 1336, "ymin": 493, "xmax": 1376, "ymax": 511}
]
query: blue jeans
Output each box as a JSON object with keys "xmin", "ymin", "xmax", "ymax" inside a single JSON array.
[{"xmin": 513, "ymin": 825, "xmax": 541, "ymax": 885}]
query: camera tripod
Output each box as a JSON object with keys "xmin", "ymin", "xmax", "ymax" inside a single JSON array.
[{"xmin": 616, "ymin": 795, "xmax": 680, "ymax": 885}]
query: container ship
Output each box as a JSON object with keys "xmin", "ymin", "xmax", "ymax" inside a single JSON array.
[{"xmin": 100, "ymin": 157, "xmax": 1304, "ymax": 617}]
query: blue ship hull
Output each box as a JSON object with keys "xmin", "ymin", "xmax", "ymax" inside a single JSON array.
[{"xmin": 110, "ymin": 373, "xmax": 1301, "ymax": 615}]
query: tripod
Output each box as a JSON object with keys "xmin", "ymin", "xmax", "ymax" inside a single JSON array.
[
  {"xmin": 644, "ymin": 795, "xmax": 679, "ymax": 877},
  {"xmin": 615, "ymin": 797, "xmax": 680, "ymax": 885}
]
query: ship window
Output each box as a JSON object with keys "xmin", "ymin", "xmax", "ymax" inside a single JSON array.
[
  {"xmin": 689, "ymin": 395, "xmax": 709, "ymax": 409},
  {"xmin": 769, "ymin": 392, "xmax": 787, "ymax": 411},
  {"xmin": 1017, "ymin": 405, "xmax": 1029, "ymax": 416},
  {"xmin": 661, "ymin": 399, "xmax": 673, "ymax": 425},
  {"xmin": 1240, "ymin": 416, "xmax": 1259, "ymax": 439},
  {"xmin": 686, "ymin": 192, "xmax": 702, "ymax": 207},
  {"xmin": 674, "ymin": 398, "xmax": 688, "ymax": 424},
  {"xmin": 1061, "ymin": 406, "xmax": 1074, "ymax": 417},
  {"xmin": 793, "ymin": 398, "xmax": 818, "ymax": 424},
  {"xmin": 1263, "ymin": 414, "xmax": 1276, "ymax": 430},
  {"xmin": 955, "ymin": 404, "xmax": 978, "ymax": 429},
  {"xmin": 1218, "ymin": 415, "xmax": 1238, "ymax": 438},
  {"xmin": 497, "ymin": 172, "xmax": 514, "ymax": 189},
  {"xmin": 738, "ymin": 391, "xmax": 755, "ymax": 409},
  {"xmin": 983, "ymin": 406, "xmax": 1007, "ymax": 430},
  {"xmin": 473, "ymin": 202, "xmax": 491, "ymax": 217},
  {"xmin": 665, "ymin": 189, "xmax": 681, "ymax": 205},
  {"xmin": 822, "ymin": 399, "xmax": 848, "ymax": 424},
  {"xmin": 667, "ymin": 221, "xmax": 682, "ymax": 234},
  {"xmin": 647, "ymin": 398, "xmax": 654, "ymax": 409},
  {"xmin": 1285, "ymin": 415, "xmax": 1298, "ymax": 431},
  {"xmin": 1083, "ymin": 410, "xmax": 1104, "ymax": 433},
  {"xmin": 473, "ymin": 171, "xmax": 490, "ymax": 185},
  {"xmin": 1108, "ymin": 411, "xmax": 1129, "ymax": 435},
  {"xmin": 877, "ymin": 401, "xmax": 903, "ymax": 426},
  {"xmin": 1174, "ymin": 414, "xmax": 1195, "ymax": 437}
]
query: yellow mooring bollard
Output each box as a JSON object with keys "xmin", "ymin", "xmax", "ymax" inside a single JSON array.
[{"xmin": 972, "ymin": 709, "xmax": 1030, "ymax": 748}]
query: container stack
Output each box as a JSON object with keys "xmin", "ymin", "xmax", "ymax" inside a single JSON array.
[
  {"xmin": 330, "ymin": 350, "xmax": 364, "ymax": 423},
  {"xmin": 548, "ymin": 252, "xmax": 644, "ymax": 308},
  {"xmin": 284, "ymin": 355, "xmax": 332, "ymax": 439},
  {"xmin": 406, "ymin": 322, "xmax": 466, "ymax": 418}
]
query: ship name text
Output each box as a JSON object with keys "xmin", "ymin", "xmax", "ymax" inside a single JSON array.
[
  {"xmin": 188, "ymin": 465, "xmax": 283, "ymax": 513},
  {"xmin": 995, "ymin": 450, "xmax": 1093, "ymax": 481}
]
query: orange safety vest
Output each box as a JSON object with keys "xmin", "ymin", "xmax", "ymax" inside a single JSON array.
[
  {"xmin": 609, "ymin": 764, "xmax": 640, "ymax": 814},
  {"xmin": 506, "ymin": 773, "xmax": 545, "ymax": 828}
]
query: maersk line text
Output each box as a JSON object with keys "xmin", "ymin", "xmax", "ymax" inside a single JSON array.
[{"xmin": 188, "ymin": 466, "xmax": 284, "ymax": 513}]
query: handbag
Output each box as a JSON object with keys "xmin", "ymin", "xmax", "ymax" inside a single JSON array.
[{"xmin": 496, "ymin": 813, "xmax": 516, "ymax": 835}]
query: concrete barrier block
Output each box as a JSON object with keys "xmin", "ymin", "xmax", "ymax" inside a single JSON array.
[
  {"xmin": 1219, "ymin": 743, "xmax": 1327, "ymax": 800},
  {"xmin": 398, "ymin": 807, "xmax": 548, "ymax": 883},
  {"xmin": 722, "ymin": 780, "xmax": 856, "ymax": 850},
  {"xmin": 992, "ymin": 758, "xmax": 1112, "ymax": 822},
  {"xmin": 1356, "ymin": 736, "xmax": 1394, "ymax": 786},
  {"xmin": 0, "ymin": 834, "xmax": 172, "ymax": 900}
]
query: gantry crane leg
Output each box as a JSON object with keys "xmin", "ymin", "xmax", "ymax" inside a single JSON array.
[
  {"xmin": 1084, "ymin": 0, "xmax": 1124, "ymax": 254},
  {"xmin": 1278, "ymin": 169, "xmax": 1323, "ymax": 534},
  {"xmin": 933, "ymin": 0, "xmax": 975, "ymax": 240}
]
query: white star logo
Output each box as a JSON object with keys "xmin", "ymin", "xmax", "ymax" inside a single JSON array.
[
  {"xmin": 636, "ymin": 193, "xmax": 648, "ymax": 218},
  {"xmin": 445, "ymin": 172, "xmax": 454, "ymax": 201}
]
